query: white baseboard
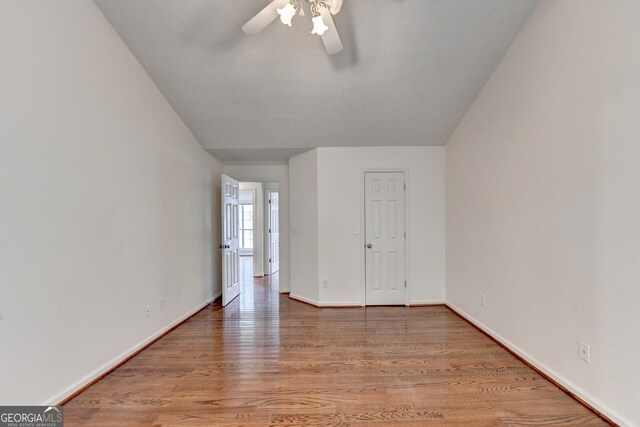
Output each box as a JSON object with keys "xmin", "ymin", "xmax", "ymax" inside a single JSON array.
[
  {"xmin": 45, "ymin": 296, "xmax": 215, "ymax": 406},
  {"xmin": 445, "ymin": 301, "xmax": 630, "ymax": 427},
  {"xmin": 409, "ymin": 300, "xmax": 445, "ymax": 306},
  {"xmin": 289, "ymin": 293, "xmax": 319, "ymax": 307},
  {"xmin": 212, "ymin": 291, "xmax": 222, "ymax": 301},
  {"xmin": 289, "ymin": 294, "xmax": 363, "ymax": 307},
  {"xmin": 318, "ymin": 301, "xmax": 362, "ymax": 307},
  {"xmin": 289, "ymin": 294, "xmax": 446, "ymax": 308}
]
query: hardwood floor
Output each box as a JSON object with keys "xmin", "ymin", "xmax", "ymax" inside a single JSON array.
[{"xmin": 64, "ymin": 258, "xmax": 607, "ymax": 426}]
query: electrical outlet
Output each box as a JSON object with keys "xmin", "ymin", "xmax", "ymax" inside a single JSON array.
[
  {"xmin": 158, "ymin": 298, "xmax": 164, "ymax": 311},
  {"xmin": 579, "ymin": 342, "xmax": 590, "ymax": 362},
  {"xmin": 144, "ymin": 305, "xmax": 151, "ymax": 318},
  {"xmin": 323, "ymin": 280, "xmax": 328, "ymax": 289},
  {"xmin": 480, "ymin": 294, "xmax": 486, "ymax": 307}
]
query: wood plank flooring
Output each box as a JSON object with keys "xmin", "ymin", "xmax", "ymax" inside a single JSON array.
[{"xmin": 64, "ymin": 258, "xmax": 606, "ymax": 426}]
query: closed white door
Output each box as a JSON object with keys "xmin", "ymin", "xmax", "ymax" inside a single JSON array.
[
  {"xmin": 221, "ymin": 174, "xmax": 240, "ymax": 306},
  {"xmin": 268, "ymin": 192, "xmax": 280, "ymax": 274},
  {"xmin": 365, "ymin": 172, "xmax": 406, "ymax": 305}
]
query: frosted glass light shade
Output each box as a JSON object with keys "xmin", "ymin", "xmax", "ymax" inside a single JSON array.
[
  {"xmin": 277, "ymin": 3, "xmax": 296, "ymax": 27},
  {"xmin": 311, "ymin": 15, "xmax": 328, "ymax": 35},
  {"xmin": 329, "ymin": 0, "xmax": 343, "ymax": 15}
]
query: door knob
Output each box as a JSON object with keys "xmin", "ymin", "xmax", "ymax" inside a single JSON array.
[
  {"xmin": 366, "ymin": 243, "xmax": 372, "ymax": 249},
  {"xmin": 224, "ymin": 244, "xmax": 230, "ymax": 249}
]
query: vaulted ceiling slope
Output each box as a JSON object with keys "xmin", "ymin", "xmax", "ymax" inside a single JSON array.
[{"xmin": 95, "ymin": 0, "xmax": 538, "ymax": 161}]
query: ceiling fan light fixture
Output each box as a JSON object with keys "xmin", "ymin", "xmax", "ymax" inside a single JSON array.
[
  {"xmin": 310, "ymin": 15, "xmax": 329, "ymax": 36},
  {"xmin": 242, "ymin": 0, "xmax": 344, "ymax": 54},
  {"xmin": 328, "ymin": 0, "xmax": 342, "ymax": 15},
  {"xmin": 277, "ymin": 2, "xmax": 297, "ymax": 27}
]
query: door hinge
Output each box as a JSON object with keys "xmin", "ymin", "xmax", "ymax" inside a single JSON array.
[
  {"xmin": 269, "ymin": 228, "xmax": 271, "ymax": 233},
  {"xmin": 268, "ymin": 199, "xmax": 271, "ymax": 204},
  {"xmin": 269, "ymin": 258, "xmax": 272, "ymax": 263},
  {"xmin": 404, "ymin": 183, "xmax": 407, "ymax": 191},
  {"xmin": 404, "ymin": 280, "xmax": 407, "ymax": 288}
]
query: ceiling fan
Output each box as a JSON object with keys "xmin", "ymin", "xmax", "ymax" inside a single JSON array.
[{"xmin": 242, "ymin": 0, "xmax": 344, "ymax": 54}]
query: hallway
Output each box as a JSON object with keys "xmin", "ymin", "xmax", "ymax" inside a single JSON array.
[
  {"xmin": 235, "ymin": 256, "xmax": 280, "ymax": 311},
  {"xmin": 64, "ymin": 266, "xmax": 605, "ymax": 426}
]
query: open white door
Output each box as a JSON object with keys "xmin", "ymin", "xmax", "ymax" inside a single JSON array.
[
  {"xmin": 365, "ymin": 172, "xmax": 406, "ymax": 305},
  {"xmin": 221, "ymin": 174, "xmax": 240, "ymax": 306},
  {"xmin": 268, "ymin": 192, "xmax": 280, "ymax": 274}
]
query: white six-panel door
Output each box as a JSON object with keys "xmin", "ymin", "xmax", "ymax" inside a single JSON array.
[
  {"xmin": 222, "ymin": 174, "xmax": 240, "ymax": 306},
  {"xmin": 365, "ymin": 172, "xmax": 406, "ymax": 305},
  {"xmin": 268, "ymin": 192, "xmax": 280, "ymax": 274}
]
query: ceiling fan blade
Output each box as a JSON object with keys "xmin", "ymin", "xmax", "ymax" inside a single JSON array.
[
  {"xmin": 241, "ymin": 0, "xmax": 289, "ymax": 35},
  {"xmin": 319, "ymin": 7, "xmax": 343, "ymax": 54}
]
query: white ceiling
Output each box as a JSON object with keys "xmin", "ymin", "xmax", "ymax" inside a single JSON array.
[{"xmin": 94, "ymin": 0, "xmax": 538, "ymax": 161}]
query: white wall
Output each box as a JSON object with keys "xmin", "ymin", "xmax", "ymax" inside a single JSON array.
[
  {"xmin": 288, "ymin": 147, "xmax": 445, "ymax": 306},
  {"xmin": 288, "ymin": 150, "xmax": 319, "ymax": 303},
  {"xmin": 445, "ymin": 1, "xmax": 640, "ymax": 425},
  {"xmin": 0, "ymin": 0, "xmax": 222, "ymax": 405},
  {"xmin": 317, "ymin": 147, "xmax": 445, "ymax": 306},
  {"xmin": 239, "ymin": 182, "xmax": 264, "ymax": 276},
  {"xmin": 222, "ymin": 162, "xmax": 290, "ymax": 292}
]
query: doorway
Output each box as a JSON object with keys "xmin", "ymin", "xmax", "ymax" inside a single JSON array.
[
  {"xmin": 221, "ymin": 175, "xmax": 280, "ymax": 306},
  {"xmin": 238, "ymin": 189, "xmax": 254, "ymax": 257},
  {"xmin": 364, "ymin": 171, "xmax": 407, "ymax": 305}
]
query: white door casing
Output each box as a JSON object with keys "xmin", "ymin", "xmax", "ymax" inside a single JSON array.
[
  {"xmin": 268, "ymin": 192, "xmax": 280, "ymax": 274},
  {"xmin": 221, "ymin": 174, "xmax": 240, "ymax": 306},
  {"xmin": 365, "ymin": 172, "xmax": 406, "ymax": 305}
]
